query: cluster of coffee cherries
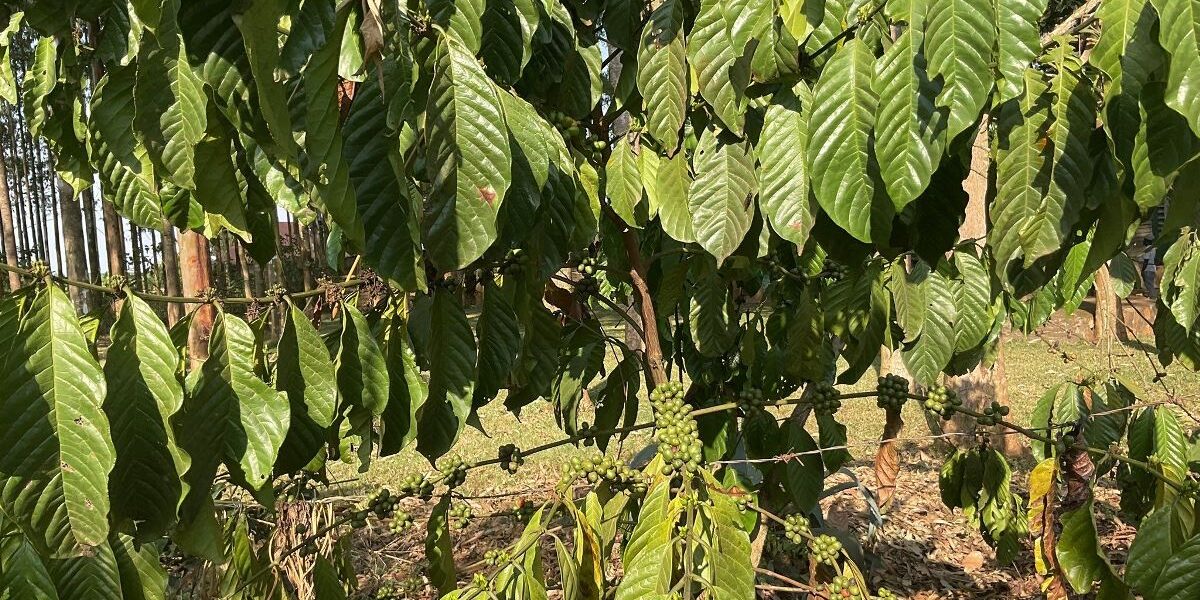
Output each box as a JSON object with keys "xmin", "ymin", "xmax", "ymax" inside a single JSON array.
[
  {"xmin": 548, "ymin": 111, "xmax": 608, "ymax": 161},
  {"xmin": 398, "ymin": 473, "xmax": 434, "ymax": 500},
  {"xmin": 483, "ymin": 548, "xmax": 510, "ymax": 567},
  {"xmin": 782, "ymin": 514, "xmax": 811, "ymax": 544},
  {"xmin": 810, "ymin": 382, "xmax": 842, "ymax": 416},
  {"xmin": 922, "ymin": 384, "xmax": 961, "ymax": 419},
  {"xmin": 448, "ymin": 503, "xmax": 473, "ymax": 530},
  {"xmin": 736, "ymin": 386, "xmax": 768, "ymax": 409},
  {"xmin": 821, "ymin": 258, "xmax": 848, "ymax": 281},
  {"xmin": 809, "ymin": 534, "xmax": 843, "ymax": 565},
  {"xmin": 370, "ymin": 578, "xmax": 421, "ymax": 600},
  {"xmin": 388, "ymin": 510, "xmax": 414, "ymax": 534},
  {"xmin": 651, "ymin": 382, "xmax": 703, "ymax": 474},
  {"xmin": 975, "ymin": 400, "xmax": 1011, "ymax": 426},
  {"xmin": 574, "ymin": 256, "xmax": 600, "ymax": 294},
  {"xmin": 560, "ymin": 452, "xmax": 647, "ymax": 494},
  {"xmin": 501, "ymin": 248, "xmax": 529, "ymax": 278},
  {"xmin": 438, "ymin": 456, "xmax": 469, "ymax": 489},
  {"xmin": 875, "ymin": 374, "xmax": 909, "ymax": 410},
  {"xmin": 877, "ymin": 587, "xmax": 898, "ymax": 599},
  {"xmin": 732, "ymin": 490, "xmax": 755, "ymax": 512},
  {"xmin": 498, "ymin": 444, "xmax": 525, "ymax": 474},
  {"xmin": 347, "ymin": 488, "xmax": 400, "ymax": 529},
  {"xmin": 827, "ymin": 574, "xmax": 864, "ymax": 599}
]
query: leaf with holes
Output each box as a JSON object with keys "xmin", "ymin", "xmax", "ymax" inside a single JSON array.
[{"xmin": 0, "ymin": 285, "xmax": 114, "ymax": 557}]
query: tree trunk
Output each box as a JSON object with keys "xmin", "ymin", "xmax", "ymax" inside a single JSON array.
[
  {"xmin": 161, "ymin": 221, "xmax": 183, "ymax": 325},
  {"xmin": 129, "ymin": 221, "xmax": 143, "ymax": 288},
  {"xmin": 179, "ymin": 231, "xmax": 214, "ymax": 366},
  {"xmin": 48, "ymin": 171, "xmax": 63, "ymax": 275},
  {"xmin": 82, "ymin": 189, "xmax": 101, "ymax": 280},
  {"xmin": 237, "ymin": 243, "xmax": 254, "ymax": 298},
  {"xmin": 58, "ymin": 178, "xmax": 91, "ymax": 311},
  {"xmin": 101, "ymin": 197, "xmax": 126, "ymax": 277},
  {"xmin": 943, "ymin": 118, "xmax": 1021, "ymax": 457},
  {"xmin": 1092, "ymin": 264, "xmax": 1124, "ymax": 344},
  {"xmin": 0, "ymin": 154, "xmax": 20, "ymax": 290}
]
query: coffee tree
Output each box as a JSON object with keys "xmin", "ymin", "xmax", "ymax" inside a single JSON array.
[{"xmin": 2, "ymin": 0, "xmax": 1200, "ymax": 598}]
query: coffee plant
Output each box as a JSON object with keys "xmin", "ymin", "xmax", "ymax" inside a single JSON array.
[{"xmin": 0, "ymin": 0, "xmax": 1199, "ymax": 598}]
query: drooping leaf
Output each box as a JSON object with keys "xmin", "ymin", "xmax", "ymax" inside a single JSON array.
[
  {"xmin": 637, "ymin": 0, "xmax": 687, "ymax": 152},
  {"xmin": 757, "ymin": 81, "xmax": 815, "ymax": 248},
  {"xmin": 103, "ymin": 294, "xmax": 188, "ymax": 540},
  {"xmin": 901, "ymin": 268, "xmax": 956, "ymax": 385},
  {"xmin": 177, "ymin": 311, "xmax": 289, "ymax": 515},
  {"xmin": 615, "ymin": 475, "xmax": 678, "ymax": 600},
  {"xmin": 874, "ymin": 29, "xmax": 945, "ymax": 209},
  {"xmin": 689, "ymin": 0, "xmax": 750, "ymax": 135},
  {"xmin": 689, "ymin": 127, "xmax": 757, "ymax": 264},
  {"xmin": 425, "ymin": 35, "xmax": 512, "ymax": 270},
  {"xmin": 606, "ymin": 136, "xmax": 645, "ymax": 227},
  {"xmin": 275, "ymin": 300, "xmax": 338, "ymax": 473},
  {"xmin": 1151, "ymin": 0, "xmax": 1200, "ymax": 136},
  {"xmin": 809, "ymin": 38, "xmax": 887, "ymax": 243},
  {"xmin": 655, "ymin": 151, "xmax": 695, "ymax": 243},
  {"xmin": 994, "ymin": 0, "xmax": 1049, "ymax": 102},
  {"xmin": 924, "ymin": 0, "xmax": 995, "ymax": 138},
  {"xmin": 0, "ymin": 285, "xmax": 114, "ymax": 557},
  {"xmin": 380, "ymin": 302, "xmax": 429, "ymax": 456},
  {"xmin": 336, "ymin": 301, "xmax": 390, "ymax": 417},
  {"xmin": 416, "ymin": 289, "xmax": 477, "ymax": 460}
]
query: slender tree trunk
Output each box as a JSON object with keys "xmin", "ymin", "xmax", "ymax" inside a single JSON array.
[
  {"xmin": 1093, "ymin": 265, "xmax": 1124, "ymax": 343},
  {"xmin": 58, "ymin": 178, "xmax": 91, "ymax": 311},
  {"xmin": 944, "ymin": 118, "xmax": 1020, "ymax": 456},
  {"xmin": 161, "ymin": 221, "xmax": 183, "ymax": 325},
  {"xmin": 298, "ymin": 222, "xmax": 314, "ymax": 290},
  {"xmin": 237, "ymin": 243, "xmax": 254, "ymax": 298},
  {"xmin": 82, "ymin": 190, "xmax": 102, "ymax": 280},
  {"xmin": 101, "ymin": 199, "xmax": 126, "ymax": 276},
  {"xmin": 12, "ymin": 151, "xmax": 29, "ymax": 263},
  {"xmin": 129, "ymin": 221, "xmax": 143, "ymax": 288},
  {"xmin": 179, "ymin": 231, "xmax": 214, "ymax": 366},
  {"xmin": 48, "ymin": 168, "xmax": 63, "ymax": 275},
  {"xmin": 0, "ymin": 154, "xmax": 20, "ymax": 290}
]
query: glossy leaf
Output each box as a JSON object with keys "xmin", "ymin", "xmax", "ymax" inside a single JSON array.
[{"xmin": 0, "ymin": 285, "xmax": 114, "ymax": 557}]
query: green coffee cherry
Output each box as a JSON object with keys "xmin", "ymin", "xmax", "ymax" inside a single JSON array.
[
  {"xmin": 808, "ymin": 534, "xmax": 842, "ymax": 565},
  {"xmin": 827, "ymin": 574, "xmax": 864, "ymax": 599},
  {"xmin": 498, "ymin": 444, "xmax": 524, "ymax": 474},
  {"xmin": 398, "ymin": 473, "xmax": 435, "ymax": 500},
  {"xmin": 438, "ymin": 456, "xmax": 469, "ymax": 489},
  {"xmin": 922, "ymin": 384, "xmax": 961, "ymax": 420},
  {"xmin": 448, "ymin": 502, "xmax": 473, "ymax": 530},
  {"xmin": 876, "ymin": 374, "xmax": 909, "ymax": 410},
  {"xmin": 810, "ymin": 381, "xmax": 841, "ymax": 416},
  {"xmin": 782, "ymin": 514, "xmax": 810, "ymax": 544},
  {"xmin": 651, "ymin": 382, "xmax": 703, "ymax": 475}
]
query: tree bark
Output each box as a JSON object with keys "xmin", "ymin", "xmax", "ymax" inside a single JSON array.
[
  {"xmin": 237, "ymin": 243, "xmax": 255, "ymax": 298},
  {"xmin": 0, "ymin": 154, "xmax": 20, "ymax": 290},
  {"xmin": 161, "ymin": 222, "xmax": 183, "ymax": 325},
  {"xmin": 943, "ymin": 118, "xmax": 1021, "ymax": 456},
  {"xmin": 1092, "ymin": 264, "xmax": 1124, "ymax": 344},
  {"xmin": 129, "ymin": 221, "xmax": 143, "ymax": 288},
  {"xmin": 82, "ymin": 189, "xmax": 102, "ymax": 281},
  {"xmin": 58, "ymin": 178, "xmax": 91, "ymax": 311},
  {"xmin": 101, "ymin": 197, "xmax": 126, "ymax": 277},
  {"xmin": 179, "ymin": 231, "xmax": 214, "ymax": 366}
]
